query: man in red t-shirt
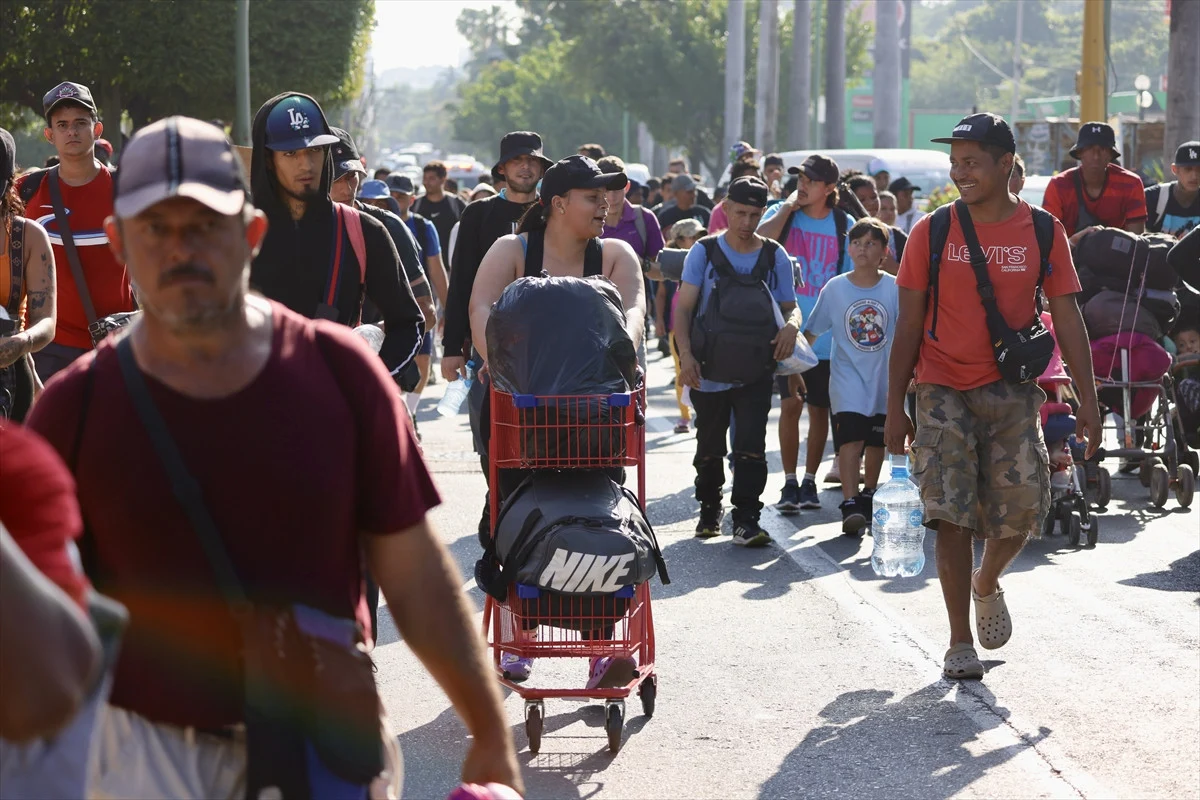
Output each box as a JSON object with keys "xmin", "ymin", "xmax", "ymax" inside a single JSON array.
[
  {"xmin": 885, "ymin": 114, "xmax": 1101, "ymax": 681},
  {"xmin": 28, "ymin": 117, "xmax": 521, "ymax": 798},
  {"xmin": 1041, "ymin": 122, "xmax": 1148, "ymax": 240},
  {"xmin": 17, "ymin": 82, "xmax": 135, "ymax": 382}
]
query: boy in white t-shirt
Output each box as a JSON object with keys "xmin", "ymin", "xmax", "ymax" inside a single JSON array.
[{"xmin": 803, "ymin": 217, "xmax": 900, "ymax": 534}]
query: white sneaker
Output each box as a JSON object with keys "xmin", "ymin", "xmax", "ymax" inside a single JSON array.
[{"xmin": 824, "ymin": 459, "xmax": 842, "ymax": 484}]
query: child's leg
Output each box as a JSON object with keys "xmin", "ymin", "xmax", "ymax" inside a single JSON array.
[
  {"xmin": 863, "ymin": 446, "xmax": 886, "ymax": 491},
  {"xmin": 839, "ymin": 440, "xmax": 865, "ymax": 501},
  {"xmin": 670, "ymin": 333, "xmax": 690, "ymax": 421}
]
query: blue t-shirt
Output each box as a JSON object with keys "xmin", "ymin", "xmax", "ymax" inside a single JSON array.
[
  {"xmin": 405, "ymin": 213, "xmax": 441, "ymax": 259},
  {"xmin": 681, "ymin": 235, "xmax": 797, "ymax": 393},
  {"xmin": 760, "ymin": 204, "xmax": 852, "ymax": 360},
  {"xmin": 803, "ymin": 271, "xmax": 899, "ymax": 417}
]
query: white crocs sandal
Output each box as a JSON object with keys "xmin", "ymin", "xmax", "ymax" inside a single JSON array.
[
  {"xmin": 943, "ymin": 643, "xmax": 984, "ymax": 680},
  {"xmin": 973, "ymin": 568, "xmax": 1012, "ymax": 650}
]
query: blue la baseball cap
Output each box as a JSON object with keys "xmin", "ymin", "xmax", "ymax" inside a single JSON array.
[
  {"xmin": 358, "ymin": 179, "xmax": 390, "ymax": 200},
  {"xmin": 264, "ymin": 95, "xmax": 339, "ymax": 152}
]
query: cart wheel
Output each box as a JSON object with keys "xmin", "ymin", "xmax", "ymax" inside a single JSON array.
[
  {"xmin": 1140, "ymin": 456, "xmax": 1162, "ymax": 488},
  {"xmin": 525, "ymin": 703, "xmax": 543, "ymax": 755},
  {"xmin": 1094, "ymin": 468, "xmax": 1112, "ymax": 509},
  {"xmin": 639, "ymin": 676, "xmax": 657, "ymax": 718},
  {"xmin": 1176, "ymin": 464, "xmax": 1195, "ymax": 509},
  {"xmin": 1040, "ymin": 508, "xmax": 1056, "ymax": 538},
  {"xmin": 1085, "ymin": 513, "xmax": 1099, "ymax": 547},
  {"xmin": 1149, "ymin": 463, "xmax": 1170, "ymax": 508},
  {"xmin": 605, "ymin": 702, "xmax": 624, "ymax": 754},
  {"xmin": 1067, "ymin": 512, "xmax": 1081, "ymax": 547},
  {"xmin": 1184, "ymin": 450, "xmax": 1200, "ymax": 476}
]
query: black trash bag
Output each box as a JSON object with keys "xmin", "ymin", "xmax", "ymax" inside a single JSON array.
[{"xmin": 486, "ymin": 275, "xmax": 637, "ymax": 395}]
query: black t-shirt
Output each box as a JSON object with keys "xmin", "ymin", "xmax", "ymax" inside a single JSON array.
[
  {"xmin": 1145, "ymin": 182, "xmax": 1200, "ymax": 238},
  {"xmin": 656, "ymin": 203, "xmax": 711, "ymax": 234},
  {"xmin": 413, "ymin": 194, "xmax": 466, "ymax": 255}
]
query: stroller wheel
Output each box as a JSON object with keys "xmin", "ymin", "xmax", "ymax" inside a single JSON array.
[
  {"xmin": 1140, "ymin": 456, "xmax": 1163, "ymax": 488},
  {"xmin": 1066, "ymin": 512, "xmax": 1082, "ymax": 547},
  {"xmin": 1149, "ymin": 463, "xmax": 1171, "ymax": 508},
  {"xmin": 1094, "ymin": 468, "xmax": 1112, "ymax": 509},
  {"xmin": 1085, "ymin": 514, "xmax": 1099, "ymax": 547},
  {"xmin": 1176, "ymin": 465, "xmax": 1195, "ymax": 510}
]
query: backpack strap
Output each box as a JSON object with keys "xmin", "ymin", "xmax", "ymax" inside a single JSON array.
[
  {"xmin": 46, "ymin": 166, "xmax": 99, "ymax": 329},
  {"xmin": 752, "ymin": 238, "xmax": 779, "ymax": 285},
  {"xmin": 701, "ymin": 234, "xmax": 735, "ymax": 279},
  {"xmin": 5, "ymin": 217, "xmax": 25, "ymax": 315},
  {"xmin": 583, "ymin": 238, "xmax": 604, "ymax": 277},
  {"xmin": 523, "ymin": 229, "xmax": 545, "ymax": 277},
  {"xmin": 1153, "ymin": 181, "xmax": 1173, "ymax": 231},
  {"xmin": 953, "ymin": 200, "xmax": 1016, "ymax": 337},
  {"xmin": 1030, "ymin": 205, "xmax": 1055, "ymax": 298},
  {"xmin": 925, "ymin": 204, "xmax": 954, "ymax": 342},
  {"xmin": 773, "ymin": 208, "xmax": 796, "ymax": 246},
  {"xmin": 340, "ymin": 204, "xmax": 368, "ymax": 326},
  {"xmin": 323, "ymin": 203, "xmax": 347, "ymax": 309},
  {"xmin": 833, "ymin": 208, "xmax": 849, "ymax": 272},
  {"xmin": 632, "ymin": 207, "xmax": 648, "ymax": 256},
  {"xmin": 17, "ymin": 169, "xmax": 46, "ymax": 206}
]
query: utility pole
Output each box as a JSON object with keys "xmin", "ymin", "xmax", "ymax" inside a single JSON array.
[
  {"xmin": 787, "ymin": 0, "xmax": 812, "ymax": 150},
  {"xmin": 1011, "ymin": 0, "xmax": 1023, "ymax": 124},
  {"xmin": 235, "ymin": 0, "xmax": 251, "ymax": 146},
  {"xmin": 724, "ymin": 0, "xmax": 747, "ymax": 158},
  {"xmin": 755, "ymin": 0, "xmax": 780, "ymax": 153},
  {"xmin": 1165, "ymin": 0, "xmax": 1200, "ymax": 164},
  {"xmin": 824, "ymin": 0, "xmax": 846, "ymax": 148},
  {"xmin": 1079, "ymin": 0, "xmax": 1107, "ymax": 122},
  {"xmin": 873, "ymin": 0, "xmax": 901, "ymax": 148}
]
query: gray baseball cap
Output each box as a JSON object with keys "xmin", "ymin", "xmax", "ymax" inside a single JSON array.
[{"xmin": 113, "ymin": 116, "xmax": 248, "ymax": 218}]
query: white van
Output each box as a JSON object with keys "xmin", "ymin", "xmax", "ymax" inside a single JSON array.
[{"xmin": 718, "ymin": 148, "xmax": 953, "ymax": 202}]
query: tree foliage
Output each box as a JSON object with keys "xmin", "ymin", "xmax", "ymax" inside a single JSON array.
[{"xmin": 1, "ymin": 0, "xmax": 373, "ymax": 133}]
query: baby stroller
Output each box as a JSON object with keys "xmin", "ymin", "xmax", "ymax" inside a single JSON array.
[
  {"xmin": 1077, "ymin": 229, "xmax": 1196, "ymax": 509},
  {"xmin": 1037, "ymin": 314, "xmax": 1102, "ymax": 546}
]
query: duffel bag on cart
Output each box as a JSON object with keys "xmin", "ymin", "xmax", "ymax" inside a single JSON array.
[{"xmin": 476, "ymin": 470, "xmax": 669, "ymax": 603}]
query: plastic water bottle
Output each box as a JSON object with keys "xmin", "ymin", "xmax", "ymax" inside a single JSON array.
[
  {"xmin": 871, "ymin": 455, "xmax": 926, "ymax": 577},
  {"xmin": 437, "ymin": 360, "xmax": 476, "ymax": 417}
]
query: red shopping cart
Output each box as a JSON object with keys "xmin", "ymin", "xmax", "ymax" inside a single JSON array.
[{"xmin": 481, "ymin": 387, "xmax": 656, "ymax": 754}]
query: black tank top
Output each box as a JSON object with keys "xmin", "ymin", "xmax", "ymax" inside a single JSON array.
[{"xmin": 522, "ymin": 229, "xmax": 604, "ymax": 278}]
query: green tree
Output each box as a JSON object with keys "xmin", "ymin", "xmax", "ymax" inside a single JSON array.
[{"xmin": 1, "ymin": 0, "xmax": 373, "ymax": 133}]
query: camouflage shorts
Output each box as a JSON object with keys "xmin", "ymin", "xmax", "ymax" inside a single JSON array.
[{"xmin": 911, "ymin": 381, "xmax": 1050, "ymax": 540}]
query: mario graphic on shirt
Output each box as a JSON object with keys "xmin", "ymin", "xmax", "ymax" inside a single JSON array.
[{"xmin": 845, "ymin": 299, "xmax": 889, "ymax": 353}]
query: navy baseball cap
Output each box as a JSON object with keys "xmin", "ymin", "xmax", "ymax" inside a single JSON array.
[
  {"xmin": 539, "ymin": 155, "xmax": 626, "ymax": 203},
  {"xmin": 386, "ymin": 174, "xmax": 415, "ymax": 195},
  {"xmin": 1070, "ymin": 122, "xmax": 1120, "ymax": 160},
  {"xmin": 358, "ymin": 179, "xmax": 390, "ymax": 201},
  {"xmin": 1175, "ymin": 141, "xmax": 1200, "ymax": 167},
  {"xmin": 264, "ymin": 95, "xmax": 339, "ymax": 152},
  {"xmin": 932, "ymin": 112, "xmax": 1017, "ymax": 154},
  {"xmin": 329, "ymin": 127, "xmax": 366, "ymax": 179}
]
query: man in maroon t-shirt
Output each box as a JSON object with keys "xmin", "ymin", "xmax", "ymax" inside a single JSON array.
[{"xmin": 27, "ymin": 117, "xmax": 521, "ymax": 798}]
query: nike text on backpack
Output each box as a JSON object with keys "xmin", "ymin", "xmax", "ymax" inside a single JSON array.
[
  {"xmin": 691, "ymin": 235, "xmax": 783, "ymax": 386},
  {"xmin": 926, "ymin": 200, "xmax": 1056, "ymax": 384}
]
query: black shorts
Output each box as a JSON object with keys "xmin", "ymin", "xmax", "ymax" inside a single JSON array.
[
  {"xmin": 832, "ymin": 412, "xmax": 887, "ymax": 450},
  {"xmin": 776, "ymin": 359, "xmax": 831, "ymax": 408},
  {"xmin": 418, "ymin": 331, "xmax": 433, "ymax": 356}
]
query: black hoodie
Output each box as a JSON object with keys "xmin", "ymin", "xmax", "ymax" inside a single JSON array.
[{"xmin": 248, "ymin": 92, "xmax": 423, "ymax": 380}]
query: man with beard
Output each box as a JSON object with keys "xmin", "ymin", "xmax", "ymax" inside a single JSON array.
[{"xmin": 247, "ymin": 93, "xmax": 423, "ymax": 387}]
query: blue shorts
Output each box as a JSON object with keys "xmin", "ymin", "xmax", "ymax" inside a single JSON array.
[{"xmin": 418, "ymin": 332, "xmax": 433, "ymax": 356}]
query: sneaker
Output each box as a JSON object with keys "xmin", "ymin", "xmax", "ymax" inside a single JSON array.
[
  {"xmin": 500, "ymin": 652, "xmax": 534, "ymax": 683},
  {"xmin": 859, "ymin": 488, "xmax": 876, "ymax": 525},
  {"xmin": 840, "ymin": 498, "xmax": 867, "ymax": 535},
  {"xmin": 775, "ymin": 481, "xmax": 801, "ymax": 514},
  {"xmin": 657, "ymin": 337, "xmax": 672, "ymax": 357},
  {"xmin": 674, "ymin": 418, "xmax": 691, "ymax": 434},
  {"xmin": 731, "ymin": 520, "xmax": 772, "ymax": 547},
  {"xmin": 798, "ymin": 478, "xmax": 821, "ymax": 509},
  {"xmin": 586, "ymin": 655, "xmax": 638, "ymax": 690},
  {"xmin": 824, "ymin": 459, "xmax": 842, "ymax": 485},
  {"xmin": 695, "ymin": 504, "xmax": 724, "ymax": 538}
]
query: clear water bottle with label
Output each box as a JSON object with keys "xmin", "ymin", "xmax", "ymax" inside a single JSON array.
[
  {"xmin": 437, "ymin": 360, "xmax": 476, "ymax": 417},
  {"xmin": 871, "ymin": 455, "xmax": 926, "ymax": 577}
]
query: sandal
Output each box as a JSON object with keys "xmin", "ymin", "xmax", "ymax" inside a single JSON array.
[
  {"xmin": 943, "ymin": 643, "xmax": 984, "ymax": 680},
  {"xmin": 972, "ymin": 568, "xmax": 1012, "ymax": 650}
]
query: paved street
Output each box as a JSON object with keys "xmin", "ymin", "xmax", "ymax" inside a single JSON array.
[{"xmin": 378, "ymin": 349, "xmax": 1200, "ymax": 800}]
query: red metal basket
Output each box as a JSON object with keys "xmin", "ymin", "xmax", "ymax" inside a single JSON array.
[{"xmin": 489, "ymin": 390, "xmax": 645, "ymax": 471}]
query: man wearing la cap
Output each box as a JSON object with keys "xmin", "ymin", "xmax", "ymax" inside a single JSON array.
[
  {"xmin": 247, "ymin": 93, "xmax": 424, "ymax": 390},
  {"xmin": 888, "ymin": 177, "xmax": 925, "ymax": 235},
  {"xmin": 17, "ymin": 81, "xmax": 135, "ymax": 381},
  {"xmin": 1145, "ymin": 141, "xmax": 1200, "ymax": 239},
  {"xmin": 26, "ymin": 116, "xmax": 520, "ymax": 798},
  {"xmin": 1042, "ymin": 121, "xmax": 1147, "ymax": 240},
  {"xmin": 885, "ymin": 112, "xmax": 1100, "ymax": 681}
]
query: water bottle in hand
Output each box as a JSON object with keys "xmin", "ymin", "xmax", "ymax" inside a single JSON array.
[
  {"xmin": 437, "ymin": 360, "xmax": 476, "ymax": 417},
  {"xmin": 871, "ymin": 455, "xmax": 926, "ymax": 577}
]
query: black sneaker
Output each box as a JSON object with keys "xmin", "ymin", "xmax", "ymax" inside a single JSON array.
[
  {"xmin": 840, "ymin": 498, "xmax": 867, "ymax": 535},
  {"xmin": 732, "ymin": 520, "xmax": 772, "ymax": 547},
  {"xmin": 658, "ymin": 337, "xmax": 672, "ymax": 356},
  {"xmin": 775, "ymin": 481, "xmax": 801, "ymax": 514},
  {"xmin": 695, "ymin": 504, "xmax": 724, "ymax": 538},
  {"xmin": 859, "ymin": 487, "xmax": 876, "ymax": 525},
  {"xmin": 799, "ymin": 478, "xmax": 821, "ymax": 509}
]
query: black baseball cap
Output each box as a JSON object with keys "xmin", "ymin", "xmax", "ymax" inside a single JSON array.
[
  {"xmin": 763, "ymin": 153, "xmax": 784, "ymax": 169},
  {"xmin": 888, "ymin": 177, "xmax": 921, "ymax": 194},
  {"xmin": 788, "ymin": 154, "xmax": 840, "ymax": 184},
  {"xmin": 493, "ymin": 130, "xmax": 554, "ymax": 173},
  {"xmin": 1069, "ymin": 121, "xmax": 1120, "ymax": 160},
  {"xmin": 263, "ymin": 94, "xmax": 339, "ymax": 152},
  {"xmin": 1173, "ymin": 141, "xmax": 1200, "ymax": 167},
  {"xmin": 43, "ymin": 81, "xmax": 97, "ymax": 122},
  {"xmin": 329, "ymin": 127, "xmax": 366, "ymax": 179},
  {"xmin": 539, "ymin": 155, "xmax": 626, "ymax": 203},
  {"xmin": 725, "ymin": 176, "xmax": 770, "ymax": 208},
  {"xmin": 931, "ymin": 112, "xmax": 1017, "ymax": 154},
  {"xmin": 386, "ymin": 174, "xmax": 415, "ymax": 195}
]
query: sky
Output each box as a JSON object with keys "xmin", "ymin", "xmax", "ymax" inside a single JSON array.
[{"xmin": 369, "ymin": 0, "xmax": 516, "ymax": 73}]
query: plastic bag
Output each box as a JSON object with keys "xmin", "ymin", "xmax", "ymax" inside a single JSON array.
[
  {"xmin": 771, "ymin": 299, "xmax": 819, "ymax": 375},
  {"xmin": 486, "ymin": 275, "xmax": 638, "ymax": 395}
]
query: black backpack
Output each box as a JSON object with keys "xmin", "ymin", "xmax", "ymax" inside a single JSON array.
[
  {"xmin": 691, "ymin": 234, "xmax": 782, "ymax": 385},
  {"xmin": 925, "ymin": 202, "xmax": 1056, "ymax": 342}
]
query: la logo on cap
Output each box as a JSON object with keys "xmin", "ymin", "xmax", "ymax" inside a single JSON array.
[{"xmin": 286, "ymin": 107, "xmax": 310, "ymax": 132}]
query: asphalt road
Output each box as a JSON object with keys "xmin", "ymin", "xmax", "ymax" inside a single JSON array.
[{"xmin": 376, "ymin": 348, "xmax": 1200, "ymax": 800}]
